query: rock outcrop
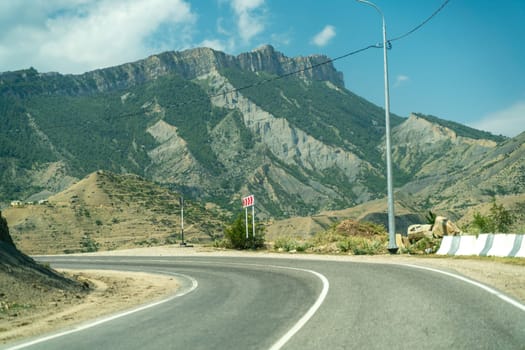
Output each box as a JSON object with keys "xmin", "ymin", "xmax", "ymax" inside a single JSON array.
[
  {"xmin": 407, "ymin": 216, "xmax": 461, "ymax": 243},
  {"xmin": 0, "ymin": 211, "xmax": 14, "ymax": 246},
  {"xmin": 0, "ymin": 45, "xmax": 344, "ymax": 98}
]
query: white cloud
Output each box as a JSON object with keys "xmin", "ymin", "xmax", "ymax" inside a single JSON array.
[
  {"xmin": 311, "ymin": 25, "xmax": 336, "ymax": 47},
  {"xmin": 199, "ymin": 38, "xmax": 235, "ymax": 53},
  {"xmin": 394, "ymin": 74, "xmax": 409, "ymax": 88},
  {"xmin": 216, "ymin": 17, "xmax": 231, "ymax": 36},
  {"xmin": 271, "ymin": 31, "xmax": 292, "ymax": 47},
  {"xmin": 0, "ymin": 0, "xmax": 196, "ymax": 74},
  {"xmin": 471, "ymin": 100, "xmax": 525, "ymax": 137},
  {"xmin": 230, "ymin": 0, "xmax": 266, "ymax": 43}
]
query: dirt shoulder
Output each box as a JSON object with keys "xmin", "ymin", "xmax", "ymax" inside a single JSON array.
[
  {"xmin": 1, "ymin": 246, "xmax": 523, "ymax": 345},
  {"xmin": 0, "ymin": 269, "xmax": 179, "ymax": 344}
]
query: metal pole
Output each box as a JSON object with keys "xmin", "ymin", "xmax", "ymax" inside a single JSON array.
[
  {"xmin": 245, "ymin": 207, "xmax": 249, "ymax": 239},
  {"xmin": 180, "ymin": 196, "xmax": 186, "ymax": 246},
  {"xmin": 357, "ymin": 0, "xmax": 398, "ymax": 253},
  {"xmin": 251, "ymin": 204, "xmax": 255, "ymax": 242}
]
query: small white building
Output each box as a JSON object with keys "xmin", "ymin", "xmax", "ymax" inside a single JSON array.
[{"xmin": 10, "ymin": 200, "xmax": 23, "ymax": 208}]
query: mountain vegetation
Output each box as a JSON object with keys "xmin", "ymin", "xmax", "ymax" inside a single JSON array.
[{"xmin": 1, "ymin": 45, "xmax": 524, "ymax": 240}]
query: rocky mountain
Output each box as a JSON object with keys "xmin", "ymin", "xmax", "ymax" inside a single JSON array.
[
  {"xmin": 401, "ymin": 128, "xmax": 525, "ymax": 218},
  {"xmin": 0, "ymin": 45, "xmax": 343, "ymax": 98},
  {"xmin": 0, "ymin": 45, "xmax": 518, "ymax": 223}
]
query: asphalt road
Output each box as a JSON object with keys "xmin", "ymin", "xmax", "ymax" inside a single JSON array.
[{"xmin": 4, "ymin": 256, "xmax": 525, "ymax": 350}]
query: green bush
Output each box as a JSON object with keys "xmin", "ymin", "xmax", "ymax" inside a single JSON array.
[
  {"xmin": 224, "ymin": 213, "xmax": 265, "ymax": 250},
  {"xmin": 469, "ymin": 199, "xmax": 514, "ymax": 233},
  {"xmin": 80, "ymin": 235, "xmax": 99, "ymax": 252},
  {"xmin": 402, "ymin": 236, "xmax": 441, "ymax": 255},
  {"xmin": 337, "ymin": 236, "xmax": 387, "ymax": 255}
]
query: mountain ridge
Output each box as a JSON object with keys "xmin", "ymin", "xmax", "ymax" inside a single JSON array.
[
  {"xmin": 0, "ymin": 45, "xmax": 344, "ymax": 98},
  {"xmin": 1, "ymin": 45, "xmax": 521, "ymax": 223}
]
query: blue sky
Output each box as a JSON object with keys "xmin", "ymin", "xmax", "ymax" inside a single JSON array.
[{"xmin": 1, "ymin": 0, "xmax": 524, "ymax": 136}]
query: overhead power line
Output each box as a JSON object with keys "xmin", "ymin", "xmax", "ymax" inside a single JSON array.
[
  {"xmin": 7, "ymin": 0, "xmax": 451, "ymax": 133},
  {"xmin": 389, "ymin": 0, "xmax": 451, "ymax": 43},
  {"xmin": 209, "ymin": 0, "xmax": 451, "ymax": 99}
]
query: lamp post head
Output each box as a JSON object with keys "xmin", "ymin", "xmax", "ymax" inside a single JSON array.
[{"xmin": 356, "ymin": 0, "xmax": 384, "ymax": 20}]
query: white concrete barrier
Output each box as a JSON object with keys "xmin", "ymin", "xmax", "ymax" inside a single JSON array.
[
  {"xmin": 511, "ymin": 234, "xmax": 525, "ymax": 258},
  {"xmin": 474, "ymin": 234, "xmax": 490, "ymax": 256},
  {"xmin": 435, "ymin": 234, "xmax": 525, "ymax": 257},
  {"xmin": 454, "ymin": 235, "xmax": 478, "ymax": 256},
  {"xmin": 486, "ymin": 234, "xmax": 517, "ymax": 257},
  {"xmin": 436, "ymin": 235, "xmax": 454, "ymax": 255},
  {"xmin": 478, "ymin": 234, "xmax": 495, "ymax": 257}
]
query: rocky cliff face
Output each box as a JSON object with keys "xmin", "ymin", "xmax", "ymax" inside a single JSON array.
[
  {"xmin": 391, "ymin": 114, "xmax": 497, "ymax": 177},
  {"xmin": 0, "ymin": 45, "xmax": 343, "ymax": 98}
]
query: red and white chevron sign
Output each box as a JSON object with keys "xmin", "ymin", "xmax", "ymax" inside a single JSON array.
[{"xmin": 242, "ymin": 195, "xmax": 254, "ymax": 208}]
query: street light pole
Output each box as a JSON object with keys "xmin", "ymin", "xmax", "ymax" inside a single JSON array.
[{"xmin": 357, "ymin": 0, "xmax": 398, "ymax": 254}]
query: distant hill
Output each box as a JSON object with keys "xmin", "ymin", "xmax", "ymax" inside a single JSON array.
[{"xmin": 4, "ymin": 171, "xmax": 225, "ymax": 254}]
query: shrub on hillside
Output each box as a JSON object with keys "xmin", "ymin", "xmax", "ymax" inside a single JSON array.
[
  {"xmin": 468, "ymin": 199, "xmax": 514, "ymax": 233},
  {"xmin": 274, "ymin": 236, "xmax": 313, "ymax": 252},
  {"xmin": 223, "ymin": 213, "xmax": 265, "ymax": 250}
]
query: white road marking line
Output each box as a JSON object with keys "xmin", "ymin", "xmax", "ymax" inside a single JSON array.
[
  {"xmin": 5, "ymin": 272, "xmax": 198, "ymax": 350},
  {"xmin": 134, "ymin": 259, "xmax": 331, "ymax": 350},
  {"xmin": 401, "ymin": 263, "xmax": 525, "ymax": 312},
  {"xmin": 267, "ymin": 267, "xmax": 330, "ymax": 350}
]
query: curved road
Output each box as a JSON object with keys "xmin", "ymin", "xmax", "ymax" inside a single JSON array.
[{"xmin": 4, "ymin": 256, "xmax": 525, "ymax": 350}]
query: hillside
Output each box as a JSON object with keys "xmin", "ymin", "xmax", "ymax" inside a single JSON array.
[
  {"xmin": 4, "ymin": 171, "xmax": 225, "ymax": 254},
  {"xmin": 398, "ymin": 127, "xmax": 525, "ymax": 219},
  {"xmin": 1, "ymin": 45, "xmax": 521, "ymax": 225},
  {"xmin": 1, "ymin": 211, "xmax": 88, "ymax": 322},
  {"xmin": 1, "ymin": 45, "xmax": 400, "ymax": 218}
]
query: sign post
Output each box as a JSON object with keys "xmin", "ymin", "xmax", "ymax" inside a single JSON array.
[
  {"xmin": 252, "ymin": 204, "xmax": 255, "ymax": 240},
  {"xmin": 180, "ymin": 196, "xmax": 186, "ymax": 246},
  {"xmin": 242, "ymin": 195, "xmax": 255, "ymax": 240}
]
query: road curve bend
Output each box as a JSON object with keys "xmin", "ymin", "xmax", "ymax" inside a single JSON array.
[{"xmin": 3, "ymin": 256, "xmax": 525, "ymax": 350}]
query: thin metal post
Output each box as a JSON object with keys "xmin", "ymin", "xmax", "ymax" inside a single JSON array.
[
  {"xmin": 251, "ymin": 204, "xmax": 255, "ymax": 241},
  {"xmin": 180, "ymin": 196, "xmax": 186, "ymax": 246},
  {"xmin": 245, "ymin": 207, "xmax": 249, "ymax": 239},
  {"xmin": 357, "ymin": 0, "xmax": 398, "ymax": 253}
]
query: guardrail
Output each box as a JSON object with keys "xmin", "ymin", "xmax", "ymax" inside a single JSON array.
[{"xmin": 436, "ymin": 234, "xmax": 525, "ymax": 257}]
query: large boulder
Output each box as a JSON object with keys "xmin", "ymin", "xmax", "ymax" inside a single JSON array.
[
  {"xmin": 406, "ymin": 216, "xmax": 462, "ymax": 243},
  {"xmin": 407, "ymin": 224, "xmax": 433, "ymax": 243},
  {"xmin": 432, "ymin": 216, "xmax": 461, "ymax": 237}
]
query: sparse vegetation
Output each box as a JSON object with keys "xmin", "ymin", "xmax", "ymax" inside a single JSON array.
[
  {"xmin": 80, "ymin": 235, "xmax": 99, "ymax": 253},
  {"xmin": 274, "ymin": 236, "xmax": 313, "ymax": 252},
  {"xmin": 400, "ymin": 236, "xmax": 441, "ymax": 255},
  {"xmin": 425, "ymin": 211, "xmax": 437, "ymax": 228},
  {"xmin": 468, "ymin": 199, "xmax": 514, "ymax": 233},
  {"xmin": 222, "ymin": 213, "xmax": 265, "ymax": 250},
  {"xmin": 273, "ymin": 220, "xmax": 389, "ymax": 255}
]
